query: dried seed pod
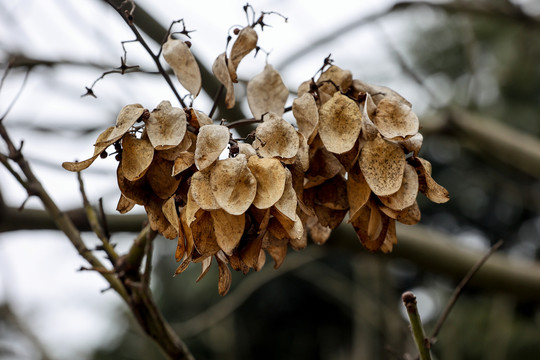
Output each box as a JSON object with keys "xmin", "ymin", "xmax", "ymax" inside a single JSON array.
[
  {"xmin": 146, "ymin": 156, "xmax": 180, "ymax": 199},
  {"xmin": 211, "ymin": 209, "xmax": 245, "ymax": 255},
  {"xmin": 347, "ymin": 163, "xmax": 371, "ymax": 223},
  {"xmin": 62, "ymin": 126, "xmax": 115, "ymax": 172},
  {"xmin": 162, "ymin": 36, "xmax": 202, "ymax": 97},
  {"xmin": 247, "ymin": 156, "xmax": 287, "ymax": 209},
  {"xmin": 210, "ymin": 154, "xmax": 257, "ymax": 215},
  {"xmin": 212, "ymin": 52, "xmax": 235, "ymax": 109},
  {"xmin": 413, "ymin": 157, "xmax": 450, "ymax": 203},
  {"xmin": 247, "ymin": 64, "xmax": 289, "ymax": 120},
  {"xmin": 253, "ymin": 113, "xmax": 299, "ymax": 159},
  {"xmin": 116, "ymin": 194, "xmax": 136, "ymax": 214},
  {"xmin": 318, "ymin": 92, "xmax": 362, "ymax": 154},
  {"xmin": 292, "ymin": 93, "xmax": 319, "ymax": 144},
  {"xmin": 120, "ymin": 134, "xmax": 154, "ymax": 181},
  {"xmin": 228, "ymin": 26, "xmax": 258, "ymax": 82},
  {"xmin": 373, "ymin": 97, "xmax": 419, "ymax": 139},
  {"xmin": 162, "ymin": 196, "xmax": 180, "ymax": 233},
  {"xmin": 99, "ymin": 104, "xmax": 145, "ymax": 145},
  {"xmin": 359, "ymin": 135, "xmax": 406, "ymax": 196},
  {"xmin": 172, "ymin": 152, "xmax": 195, "ymax": 176},
  {"xmin": 190, "ymin": 169, "xmax": 220, "ymax": 210},
  {"xmin": 379, "ymin": 164, "xmax": 419, "ymax": 211},
  {"xmin": 145, "ymin": 101, "xmax": 187, "ymax": 150},
  {"xmin": 195, "ymin": 124, "xmax": 230, "ymax": 171}
]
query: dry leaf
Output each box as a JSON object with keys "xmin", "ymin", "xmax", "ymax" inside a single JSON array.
[
  {"xmin": 210, "ymin": 154, "xmax": 257, "ymax": 215},
  {"xmin": 359, "ymin": 135, "xmax": 406, "ymax": 196},
  {"xmin": 212, "ymin": 53, "xmax": 235, "ymax": 109},
  {"xmin": 293, "ymin": 93, "xmax": 319, "ymax": 144},
  {"xmin": 121, "ymin": 133, "xmax": 154, "ymax": 181},
  {"xmin": 247, "ymin": 64, "xmax": 289, "ymax": 119},
  {"xmin": 228, "ymin": 26, "xmax": 258, "ymax": 82},
  {"xmin": 162, "ymin": 36, "xmax": 202, "ymax": 97},
  {"xmin": 145, "ymin": 101, "xmax": 187, "ymax": 150},
  {"xmin": 318, "ymin": 92, "xmax": 362, "ymax": 154},
  {"xmin": 253, "ymin": 113, "xmax": 299, "ymax": 159},
  {"xmin": 62, "ymin": 126, "xmax": 115, "ymax": 172},
  {"xmin": 373, "ymin": 97, "xmax": 419, "ymax": 139},
  {"xmin": 195, "ymin": 124, "xmax": 230, "ymax": 170},
  {"xmin": 248, "ymin": 156, "xmax": 287, "ymax": 209},
  {"xmin": 211, "ymin": 209, "xmax": 245, "ymax": 255}
]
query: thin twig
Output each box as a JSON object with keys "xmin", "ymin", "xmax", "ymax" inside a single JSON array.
[
  {"xmin": 429, "ymin": 239, "xmax": 504, "ymax": 342},
  {"xmin": 402, "ymin": 291, "xmax": 432, "ymax": 360},
  {"xmin": 104, "ymin": 0, "xmax": 186, "ymax": 108},
  {"xmin": 209, "ymin": 84, "xmax": 224, "ymax": 119},
  {"xmin": 77, "ymin": 172, "xmax": 119, "ymax": 264},
  {"xmin": 0, "ymin": 68, "xmax": 30, "ymax": 122}
]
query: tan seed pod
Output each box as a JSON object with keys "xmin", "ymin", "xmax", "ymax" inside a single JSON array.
[
  {"xmin": 190, "ymin": 169, "xmax": 220, "ymax": 210},
  {"xmin": 238, "ymin": 143, "xmax": 257, "ymax": 158},
  {"xmin": 212, "ymin": 53, "xmax": 235, "ymax": 109},
  {"xmin": 185, "ymin": 189, "xmax": 202, "ymax": 226},
  {"xmin": 398, "ymin": 133, "xmax": 423, "ymax": 157},
  {"xmin": 62, "ymin": 126, "xmax": 115, "ymax": 172},
  {"xmin": 116, "ymin": 165, "xmax": 150, "ymax": 206},
  {"xmin": 196, "ymin": 256, "xmax": 213, "ymax": 282},
  {"xmin": 247, "ymin": 64, "xmax": 289, "ymax": 120},
  {"xmin": 305, "ymin": 215, "xmax": 332, "ymax": 245},
  {"xmin": 240, "ymin": 235, "xmax": 263, "ymax": 270},
  {"xmin": 211, "ymin": 209, "xmax": 245, "ymax": 255},
  {"xmin": 313, "ymin": 205, "xmax": 348, "ymax": 230},
  {"xmin": 145, "ymin": 195, "xmax": 177, "ymax": 239},
  {"xmin": 247, "ymin": 156, "xmax": 287, "ymax": 209},
  {"xmin": 195, "ymin": 124, "xmax": 230, "ymax": 171},
  {"xmin": 191, "ymin": 211, "xmax": 220, "ymax": 258},
  {"xmin": 146, "ymin": 156, "xmax": 180, "ymax": 199},
  {"xmin": 171, "ymin": 152, "xmax": 195, "ymax": 176},
  {"xmin": 361, "ymin": 95, "xmax": 379, "ymax": 141},
  {"xmin": 262, "ymin": 232, "xmax": 288, "ymax": 269},
  {"xmin": 317, "ymin": 65, "xmax": 353, "ymax": 96},
  {"xmin": 116, "ymin": 194, "xmax": 136, "ymax": 214},
  {"xmin": 297, "ymin": 80, "xmax": 311, "ymax": 97},
  {"xmin": 120, "ymin": 133, "xmax": 154, "ymax": 181},
  {"xmin": 98, "ymin": 104, "xmax": 144, "ymax": 145},
  {"xmin": 292, "ymin": 93, "xmax": 319, "ymax": 144},
  {"xmin": 318, "ymin": 92, "xmax": 362, "ymax": 154},
  {"xmin": 309, "ymin": 175, "xmax": 348, "ymax": 211},
  {"xmin": 253, "ymin": 113, "xmax": 299, "ymax": 159},
  {"xmin": 334, "ymin": 137, "xmax": 363, "ymax": 172},
  {"xmin": 156, "ymin": 131, "xmax": 192, "ymax": 161},
  {"xmin": 373, "ymin": 97, "xmax": 419, "ymax": 139},
  {"xmin": 359, "ymin": 135, "xmax": 406, "ymax": 196},
  {"xmin": 414, "ymin": 157, "xmax": 450, "ymax": 204},
  {"xmin": 145, "ymin": 101, "xmax": 187, "ymax": 150},
  {"xmin": 380, "ymin": 219, "xmax": 397, "ymax": 253},
  {"xmin": 162, "ymin": 196, "xmax": 180, "ymax": 233},
  {"xmin": 347, "ymin": 163, "xmax": 371, "ymax": 223},
  {"xmin": 379, "ymin": 164, "xmax": 419, "ymax": 211},
  {"xmin": 188, "ymin": 109, "xmax": 213, "ymax": 129},
  {"xmin": 162, "ymin": 36, "xmax": 202, "ymax": 97},
  {"xmin": 304, "ymin": 145, "xmax": 344, "ymax": 189},
  {"xmin": 210, "ymin": 154, "xmax": 257, "ymax": 215},
  {"xmin": 296, "ymin": 132, "xmax": 310, "ymax": 172},
  {"xmin": 228, "ymin": 26, "xmax": 258, "ymax": 83},
  {"xmin": 351, "ymin": 205, "xmax": 389, "ymax": 251},
  {"xmin": 216, "ymin": 251, "xmax": 232, "ymax": 296},
  {"xmin": 379, "ymin": 200, "xmax": 421, "ymax": 225},
  {"xmin": 351, "ymin": 80, "xmax": 411, "ymax": 107},
  {"xmin": 272, "ymin": 168, "xmax": 297, "ymax": 226}
]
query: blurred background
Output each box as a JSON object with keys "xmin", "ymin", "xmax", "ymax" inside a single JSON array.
[{"xmin": 1, "ymin": 0, "xmax": 540, "ymax": 359}]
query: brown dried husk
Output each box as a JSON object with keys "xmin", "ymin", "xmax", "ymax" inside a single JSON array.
[
  {"xmin": 216, "ymin": 251, "xmax": 232, "ymax": 296},
  {"xmin": 247, "ymin": 64, "xmax": 289, "ymax": 120},
  {"xmin": 156, "ymin": 131, "xmax": 192, "ymax": 161},
  {"xmin": 317, "ymin": 65, "xmax": 353, "ymax": 95},
  {"xmin": 351, "ymin": 204, "xmax": 390, "ymax": 251},
  {"xmin": 191, "ymin": 211, "xmax": 220, "ymax": 258},
  {"xmin": 347, "ymin": 163, "xmax": 371, "ymax": 223},
  {"xmin": 318, "ymin": 92, "xmax": 362, "ymax": 154},
  {"xmin": 146, "ymin": 156, "xmax": 180, "ymax": 199},
  {"xmin": 120, "ymin": 133, "xmax": 154, "ymax": 181},
  {"xmin": 413, "ymin": 157, "xmax": 450, "ymax": 204},
  {"xmin": 116, "ymin": 194, "xmax": 136, "ymax": 214},
  {"xmin": 210, "ymin": 155, "xmax": 257, "ymax": 215},
  {"xmin": 228, "ymin": 26, "xmax": 258, "ymax": 83},
  {"xmin": 248, "ymin": 156, "xmax": 287, "ymax": 209},
  {"xmin": 172, "ymin": 152, "xmax": 195, "ymax": 176},
  {"xmin": 162, "ymin": 196, "xmax": 180, "ymax": 232},
  {"xmin": 117, "ymin": 165, "xmax": 151, "ymax": 205},
  {"xmin": 305, "ymin": 215, "xmax": 332, "ymax": 245},
  {"xmin": 379, "ymin": 200, "xmax": 421, "ymax": 225},
  {"xmin": 162, "ymin": 36, "xmax": 202, "ymax": 97},
  {"xmin": 145, "ymin": 101, "xmax": 187, "ymax": 150},
  {"xmin": 373, "ymin": 97, "xmax": 419, "ymax": 139},
  {"xmin": 145, "ymin": 195, "xmax": 177, "ymax": 239},
  {"xmin": 253, "ymin": 113, "xmax": 299, "ymax": 159},
  {"xmin": 304, "ymin": 143, "xmax": 344, "ymax": 188},
  {"xmin": 292, "ymin": 93, "xmax": 319, "ymax": 144},
  {"xmin": 211, "ymin": 209, "xmax": 245, "ymax": 255},
  {"xmin": 379, "ymin": 164, "xmax": 419, "ymax": 211},
  {"xmin": 359, "ymin": 135, "xmax": 406, "ymax": 196},
  {"xmin": 190, "ymin": 169, "xmax": 221, "ymax": 210},
  {"xmin": 195, "ymin": 124, "xmax": 230, "ymax": 171},
  {"xmin": 99, "ymin": 104, "xmax": 145, "ymax": 145},
  {"xmin": 212, "ymin": 52, "xmax": 235, "ymax": 109},
  {"xmin": 62, "ymin": 126, "xmax": 115, "ymax": 172}
]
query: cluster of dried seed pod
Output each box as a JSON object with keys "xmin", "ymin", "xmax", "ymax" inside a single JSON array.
[{"xmin": 63, "ymin": 21, "xmax": 448, "ymax": 295}]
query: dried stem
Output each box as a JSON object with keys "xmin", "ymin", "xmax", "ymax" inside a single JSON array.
[
  {"xmin": 429, "ymin": 239, "xmax": 504, "ymax": 343},
  {"xmin": 402, "ymin": 291, "xmax": 432, "ymax": 360}
]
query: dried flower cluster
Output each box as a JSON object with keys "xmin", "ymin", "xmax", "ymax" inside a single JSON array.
[{"xmin": 63, "ymin": 20, "xmax": 448, "ymax": 295}]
